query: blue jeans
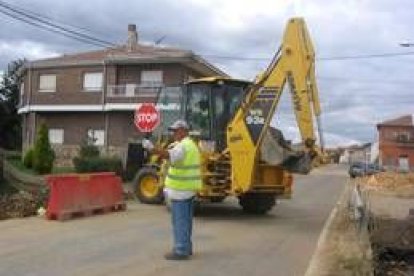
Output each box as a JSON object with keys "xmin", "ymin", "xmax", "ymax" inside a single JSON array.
[{"xmin": 170, "ymin": 198, "xmax": 194, "ymax": 256}]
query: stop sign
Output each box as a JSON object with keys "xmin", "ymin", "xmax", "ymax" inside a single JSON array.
[{"xmin": 134, "ymin": 103, "xmax": 160, "ymax": 132}]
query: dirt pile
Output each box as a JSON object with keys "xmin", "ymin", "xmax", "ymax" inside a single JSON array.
[
  {"xmin": 0, "ymin": 191, "xmax": 44, "ymax": 220},
  {"xmin": 358, "ymin": 172, "xmax": 414, "ymax": 197},
  {"xmin": 370, "ymin": 217, "xmax": 414, "ymax": 275},
  {"xmin": 355, "ymin": 172, "xmax": 414, "ymax": 274}
]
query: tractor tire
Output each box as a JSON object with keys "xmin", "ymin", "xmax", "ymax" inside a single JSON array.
[
  {"xmin": 238, "ymin": 193, "xmax": 276, "ymax": 214},
  {"xmin": 210, "ymin": 196, "xmax": 226, "ymax": 203},
  {"xmin": 133, "ymin": 167, "xmax": 164, "ymax": 204}
]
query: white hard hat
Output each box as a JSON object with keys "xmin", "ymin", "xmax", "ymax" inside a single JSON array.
[{"xmin": 168, "ymin": 120, "xmax": 189, "ymax": 131}]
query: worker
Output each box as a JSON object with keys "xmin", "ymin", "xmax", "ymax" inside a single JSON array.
[{"xmin": 142, "ymin": 120, "xmax": 202, "ymax": 260}]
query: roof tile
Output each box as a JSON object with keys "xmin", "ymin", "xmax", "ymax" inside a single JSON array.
[{"xmin": 378, "ymin": 114, "xmax": 414, "ymax": 127}]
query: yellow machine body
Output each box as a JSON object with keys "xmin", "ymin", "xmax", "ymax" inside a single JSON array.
[{"xmin": 134, "ymin": 18, "xmax": 324, "ymax": 214}]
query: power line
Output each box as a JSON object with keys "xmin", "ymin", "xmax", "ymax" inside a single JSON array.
[
  {"xmin": 2, "ymin": 0, "xmax": 414, "ymax": 63},
  {"xmin": 0, "ymin": 1, "xmax": 115, "ymax": 46},
  {"xmin": 318, "ymin": 76, "xmax": 414, "ymax": 85},
  {"xmin": 319, "ymin": 51, "xmax": 414, "ymax": 60},
  {"xmin": 4, "ymin": 1, "xmax": 105, "ymax": 37},
  {"xmin": 202, "ymin": 55, "xmax": 268, "ymax": 61},
  {"xmin": 201, "ymin": 51, "xmax": 414, "ymax": 62},
  {"xmin": 0, "ymin": 8, "xmax": 107, "ymax": 47},
  {"xmin": 0, "ymin": 0, "xmax": 115, "ymax": 47}
]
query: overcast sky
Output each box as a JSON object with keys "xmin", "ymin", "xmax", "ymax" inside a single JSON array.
[{"xmin": 1, "ymin": 0, "xmax": 413, "ymax": 147}]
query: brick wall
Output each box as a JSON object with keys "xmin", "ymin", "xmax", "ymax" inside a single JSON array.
[
  {"xmin": 378, "ymin": 125, "xmax": 414, "ymax": 170},
  {"xmin": 20, "ymin": 62, "xmax": 211, "ymax": 168}
]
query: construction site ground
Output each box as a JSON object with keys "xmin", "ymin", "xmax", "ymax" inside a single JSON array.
[
  {"xmin": 307, "ymin": 172, "xmax": 414, "ymax": 276},
  {"xmin": 0, "ymin": 165, "xmax": 346, "ymax": 276},
  {"xmin": 359, "ymin": 173, "xmax": 414, "ymax": 275}
]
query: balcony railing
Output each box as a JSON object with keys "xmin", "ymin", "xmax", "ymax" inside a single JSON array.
[
  {"xmin": 107, "ymin": 83, "xmax": 183, "ymax": 106},
  {"xmin": 107, "ymin": 83, "xmax": 164, "ymax": 98}
]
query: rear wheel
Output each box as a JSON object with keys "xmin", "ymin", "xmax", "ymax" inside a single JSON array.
[
  {"xmin": 210, "ymin": 196, "xmax": 226, "ymax": 203},
  {"xmin": 133, "ymin": 167, "xmax": 164, "ymax": 204},
  {"xmin": 238, "ymin": 193, "xmax": 276, "ymax": 214}
]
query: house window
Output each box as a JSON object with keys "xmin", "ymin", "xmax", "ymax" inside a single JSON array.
[
  {"xmin": 83, "ymin": 72, "xmax": 103, "ymax": 91},
  {"xmin": 48, "ymin": 129, "xmax": 64, "ymax": 144},
  {"xmin": 87, "ymin": 129, "xmax": 105, "ymax": 146},
  {"xmin": 141, "ymin": 70, "xmax": 163, "ymax": 86},
  {"xmin": 39, "ymin": 74, "xmax": 56, "ymax": 92},
  {"xmin": 396, "ymin": 132, "xmax": 410, "ymax": 142}
]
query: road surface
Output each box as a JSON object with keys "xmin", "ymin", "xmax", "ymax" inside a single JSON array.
[{"xmin": 0, "ymin": 165, "xmax": 348, "ymax": 276}]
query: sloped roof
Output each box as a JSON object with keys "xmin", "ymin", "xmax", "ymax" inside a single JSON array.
[
  {"xmin": 377, "ymin": 114, "xmax": 414, "ymax": 127},
  {"xmin": 26, "ymin": 44, "xmax": 228, "ymax": 77}
]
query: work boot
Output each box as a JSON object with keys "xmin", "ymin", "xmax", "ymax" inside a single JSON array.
[{"xmin": 164, "ymin": 252, "xmax": 190, "ymax": 261}]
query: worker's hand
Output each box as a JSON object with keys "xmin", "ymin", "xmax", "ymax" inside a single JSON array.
[{"xmin": 142, "ymin": 139, "xmax": 154, "ymax": 150}]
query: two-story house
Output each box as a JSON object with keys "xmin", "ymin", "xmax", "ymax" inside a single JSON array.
[
  {"xmin": 377, "ymin": 114, "xmax": 414, "ymax": 171},
  {"xmin": 18, "ymin": 24, "xmax": 227, "ymax": 166}
]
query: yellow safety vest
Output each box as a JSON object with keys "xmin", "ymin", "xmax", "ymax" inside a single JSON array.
[{"xmin": 165, "ymin": 137, "xmax": 202, "ymax": 191}]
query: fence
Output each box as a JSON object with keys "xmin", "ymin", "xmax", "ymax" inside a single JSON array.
[{"xmin": 350, "ymin": 175, "xmax": 414, "ymax": 274}]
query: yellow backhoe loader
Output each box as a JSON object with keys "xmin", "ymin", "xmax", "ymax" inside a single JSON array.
[{"xmin": 132, "ymin": 17, "xmax": 324, "ymax": 214}]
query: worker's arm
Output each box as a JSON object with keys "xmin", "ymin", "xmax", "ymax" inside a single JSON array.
[
  {"xmin": 151, "ymin": 147, "xmax": 170, "ymax": 160},
  {"xmin": 142, "ymin": 139, "xmax": 184, "ymax": 162}
]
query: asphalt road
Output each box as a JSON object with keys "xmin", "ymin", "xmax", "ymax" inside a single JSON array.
[{"xmin": 0, "ymin": 165, "xmax": 348, "ymax": 276}]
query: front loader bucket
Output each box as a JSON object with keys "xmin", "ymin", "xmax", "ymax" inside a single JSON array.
[
  {"xmin": 260, "ymin": 128, "xmax": 312, "ymax": 174},
  {"xmin": 280, "ymin": 151, "xmax": 312, "ymax": 174}
]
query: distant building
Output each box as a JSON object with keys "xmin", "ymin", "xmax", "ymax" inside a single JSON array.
[
  {"xmin": 377, "ymin": 114, "xmax": 414, "ymax": 171},
  {"xmin": 370, "ymin": 141, "xmax": 379, "ymax": 163},
  {"xmin": 340, "ymin": 143, "xmax": 372, "ymax": 164},
  {"xmin": 18, "ymin": 24, "xmax": 227, "ymax": 166}
]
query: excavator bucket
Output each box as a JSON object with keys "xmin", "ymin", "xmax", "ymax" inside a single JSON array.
[{"xmin": 260, "ymin": 128, "xmax": 313, "ymax": 174}]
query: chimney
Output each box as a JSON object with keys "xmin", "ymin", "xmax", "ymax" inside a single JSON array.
[{"xmin": 127, "ymin": 24, "xmax": 138, "ymax": 51}]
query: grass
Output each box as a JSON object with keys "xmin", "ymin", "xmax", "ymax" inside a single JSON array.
[
  {"xmin": 52, "ymin": 166, "xmax": 75, "ymax": 174},
  {"xmin": 0, "ymin": 179, "xmax": 18, "ymax": 195},
  {"xmin": 6, "ymin": 156, "xmax": 75, "ymax": 175},
  {"xmin": 7, "ymin": 157, "xmax": 36, "ymax": 174}
]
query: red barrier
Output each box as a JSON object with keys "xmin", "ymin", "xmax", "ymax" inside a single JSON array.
[{"xmin": 46, "ymin": 172, "xmax": 126, "ymax": 221}]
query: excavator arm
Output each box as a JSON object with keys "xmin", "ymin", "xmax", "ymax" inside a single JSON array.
[{"xmin": 227, "ymin": 17, "xmax": 324, "ymax": 192}]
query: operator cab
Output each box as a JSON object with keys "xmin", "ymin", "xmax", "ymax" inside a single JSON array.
[{"xmin": 184, "ymin": 77, "xmax": 251, "ymax": 151}]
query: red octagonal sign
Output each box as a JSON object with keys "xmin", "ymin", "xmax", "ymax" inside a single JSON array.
[{"xmin": 134, "ymin": 103, "xmax": 160, "ymax": 133}]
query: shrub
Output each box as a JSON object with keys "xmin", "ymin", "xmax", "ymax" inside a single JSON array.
[
  {"xmin": 33, "ymin": 124, "xmax": 55, "ymax": 174},
  {"xmin": 79, "ymin": 140, "xmax": 100, "ymax": 158},
  {"xmin": 73, "ymin": 156, "xmax": 123, "ymax": 176},
  {"xmin": 72, "ymin": 139, "xmax": 123, "ymax": 176},
  {"xmin": 23, "ymin": 148, "xmax": 34, "ymax": 168}
]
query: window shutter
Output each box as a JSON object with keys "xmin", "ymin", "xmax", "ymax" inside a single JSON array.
[
  {"xmin": 87, "ymin": 129, "xmax": 105, "ymax": 146},
  {"xmin": 84, "ymin": 72, "xmax": 103, "ymax": 91},
  {"xmin": 141, "ymin": 70, "xmax": 163, "ymax": 86},
  {"xmin": 39, "ymin": 74, "xmax": 56, "ymax": 92},
  {"xmin": 48, "ymin": 129, "xmax": 64, "ymax": 144}
]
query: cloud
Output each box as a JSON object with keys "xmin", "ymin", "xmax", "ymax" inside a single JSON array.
[
  {"xmin": 0, "ymin": 40, "xmax": 59, "ymax": 66},
  {"xmin": 0, "ymin": 0, "xmax": 413, "ymax": 147}
]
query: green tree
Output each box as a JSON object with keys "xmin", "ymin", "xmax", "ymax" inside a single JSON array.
[
  {"xmin": 33, "ymin": 123, "xmax": 55, "ymax": 174},
  {"xmin": 0, "ymin": 59, "xmax": 25, "ymax": 150}
]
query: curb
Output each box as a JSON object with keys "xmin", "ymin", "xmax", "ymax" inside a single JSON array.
[{"xmin": 304, "ymin": 187, "xmax": 348, "ymax": 276}]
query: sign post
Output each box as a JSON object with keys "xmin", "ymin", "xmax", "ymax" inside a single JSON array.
[{"xmin": 134, "ymin": 103, "xmax": 160, "ymax": 133}]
